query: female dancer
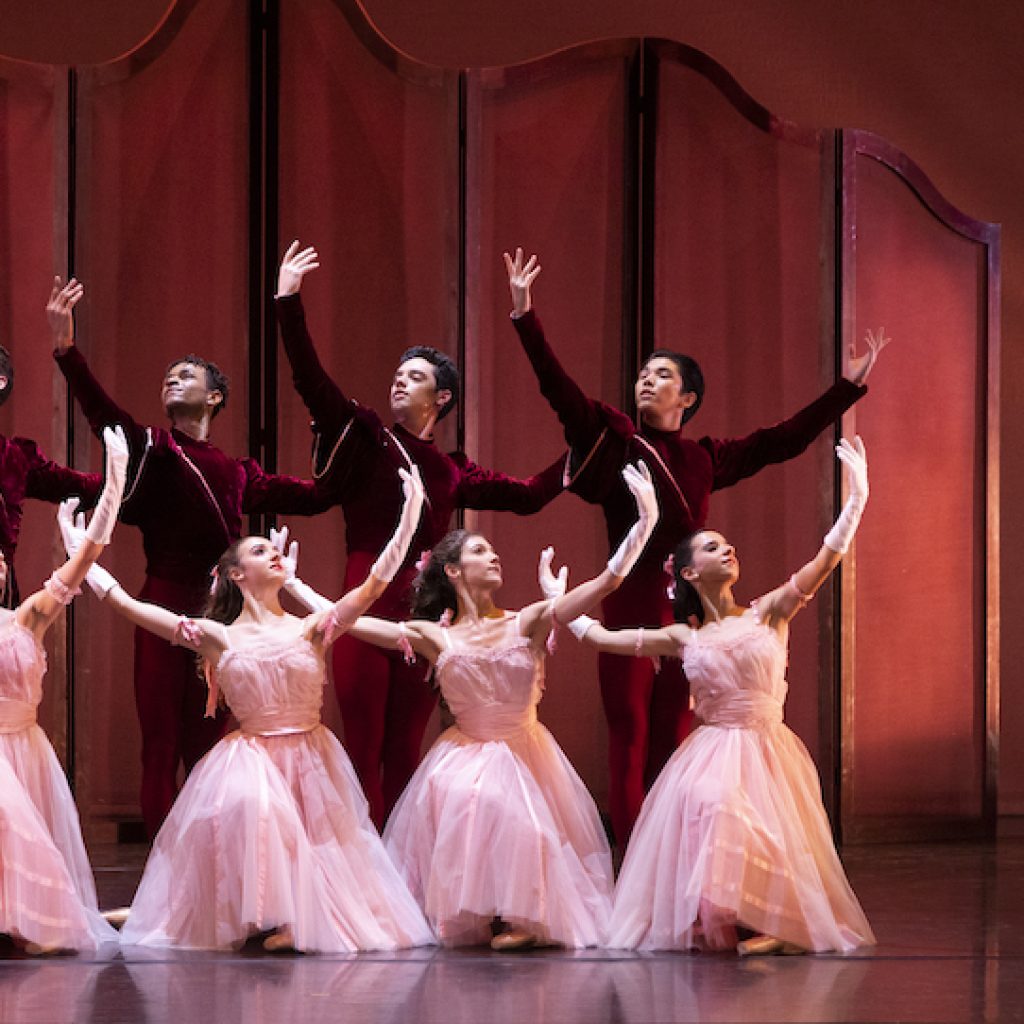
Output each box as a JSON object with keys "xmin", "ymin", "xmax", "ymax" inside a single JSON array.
[
  {"xmin": 61, "ymin": 468, "xmax": 435, "ymax": 953},
  {"xmin": 0, "ymin": 426, "xmax": 127, "ymax": 954},
  {"xmin": 566, "ymin": 438, "xmax": 874, "ymax": 954},
  {"xmin": 321, "ymin": 463, "xmax": 659, "ymax": 951}
]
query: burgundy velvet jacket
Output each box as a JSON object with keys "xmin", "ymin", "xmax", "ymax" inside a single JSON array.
[
  {"xmin": 512, "ymin": 310, "xmax": 867, "ymax": 625},
  {"xmin": 55, "ymin": 347, "xmax": 328, "ymax": 589},
  {"xmin": 276, "ymin": 294, "xmax": 566, "ymax": 618},
  {"xmin": 0, "ymin": 435, "xmax": 100, "ymax": 605}
]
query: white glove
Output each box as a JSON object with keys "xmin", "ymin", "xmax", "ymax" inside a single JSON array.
[
  {"xmin": 370, "ymin": 465, "xmax": 425, "ymax": 583},
  {"xmin": 607, "ymin": 462, "xmax": 658, "ymax": 577},
  {"xmin": 537, "ymin": 546, "xmax": 568, "ymax": 600},
  {"xmin": 567, "ymin": 615, "xmax": 598, "ymax": 641},
  {"xmin": 57, "ymin": 499, "xmax": 120, "ymax": 598},
  {"xmin": 84, "ymin": 425, "xmax": 129, "ymax": 545},
  {"xmin": 824, "ymin": 436, "xmax": 869, "ymax": 555},
  {"xmin": 269, "ymin": 524, "xmax": 332, "ymax": 613}
]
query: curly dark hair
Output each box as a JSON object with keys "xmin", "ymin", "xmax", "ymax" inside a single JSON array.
[
  {"xmin": 644, "ymin": 350, "xmax": 705, "ymax": 424},
  {"xmin": 409, "ymin": 529, "xmax": 470, "ymax": 621},
  {"xmin": 166, "ymin": 354, "xmax": 230, "ymax": 417},
  {"xmin": 670, "ymin": 532, "xmax": 706, "ymax": 627},
  {"xmin": 399, "ymin": 346, "xmax": 459, "ymax": 421}
]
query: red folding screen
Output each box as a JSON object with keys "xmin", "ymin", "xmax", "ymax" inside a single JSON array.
[
  {"xmin": 839, "ymin": 131, "xmax": 999, "ymax": 840},
  {"xmin": 0, "ymin": 2, "xmax": 999, "ymax": 840}
]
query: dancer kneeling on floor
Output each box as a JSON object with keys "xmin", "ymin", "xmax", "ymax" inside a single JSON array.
[
  {"xmin": 565, "ymin": 438, "xmax": 875, "ymax": 955},
  {"xmin": 284, "ymin": 463, "xmax": 658, "ymax": 951},
  {"xmin": 60, "ymin": 467, "xmax": 435, "ymax": 953},
  {"xmin": 0, "ymin": 426, "xmax": 127, "ymax": 955}
]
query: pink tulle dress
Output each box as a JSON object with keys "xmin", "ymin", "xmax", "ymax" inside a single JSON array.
[
  {"xmin": 383, "ymin": 612, "xmax": 613, "ymax": 947},
  {"xmin": 0, "ymin": 613, "xmax": 117, "ymax": 950},
  {"xmin": 608, "ymin": 610, "xmax": 874, "ymax": 953},
  {"xmin": 120, "ymin": 618, "xmax": 434, "ymax": 952}
]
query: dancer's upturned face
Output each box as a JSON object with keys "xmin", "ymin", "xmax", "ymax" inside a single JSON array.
[
  {"xmin": 231, "ymin": 537, "xmax": 286, "ymax": 590},
  {"xmin": 448, "ymin": 534, "xmax": 503, "ymax": 590},
  {"xmin": 635, "ymin": 357, "xmax": 696, "ymax": 425},
  {"xmin": 390, "ymin": 358, "xmax": 448, "ymax": 426},
  {"xmin": 162, "ymin": 362, "xmax": 219, "ymax": 417},
  {"xmin": 683, "ymin": 530, "xmax": 739, "ymax": 586}
]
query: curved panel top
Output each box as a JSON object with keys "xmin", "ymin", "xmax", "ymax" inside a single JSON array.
[
  {"xmin": 848, "ymin": 130, "xmax": 1001, "ymax": 246},
  {"xmin": 0, "ymin": 0, "xmax": 174, "ymax": 67}
]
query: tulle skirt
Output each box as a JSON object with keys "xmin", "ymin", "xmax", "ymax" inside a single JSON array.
[
  {"xmin": 384, "ymin": 723, "xmax": 613, "ymax": 947},
  {"xmin": 0, "ymin": 726, "xmax": 117, "ymax": 950},
  {"xmin": 121, "ymin": 725, "xmax": 435, "ymax": 952},
  {"xmin": 608, "ymin": 722, "xmax": 874, "ymax": 952}
]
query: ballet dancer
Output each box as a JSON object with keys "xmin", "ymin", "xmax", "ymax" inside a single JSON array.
[
  {"xmin": 274, "ymin": 242, "xmax": 566, "ymax": 825},
  {"xmin": 505, "ymin": 247, "xmax": 888, "ymax": 845},
  {"xmin": 280, "ymin": 462, "xmax": 658, "ymax": 950},
  {"xmin": 59, "ymin": 465, "xmax": 434, "ymax": 953},
  {"xmin": 0, "ymin": 426, "xmax": 126, "ymax": 954},
  {"xmin": 564, "ymin": 438, "xmax": 874, "ymax": 954},
  {"xmin": 47, "ymin": 277, "xmax": 330, "ymax": 836}
]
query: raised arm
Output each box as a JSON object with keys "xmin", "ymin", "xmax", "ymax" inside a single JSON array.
[
  {"xmin": 760, "ymin": 436, "xmax": 869, "ymax": 627},
  {"xmin": 240, "ymin": 458, "xmax": 332, "ymax": 518},
  {"xmin": 518, "ymin": 462, "xmax": 659, "ymax": 643},
  {"xmin": 17, "ymin": 426, "xmax": 128, "ymax": 639},
  {"xmin": 456, "ymin": 450, "xmax": 567, "ymax": 516},
  {"xmin": 18, "ymin": 437, "xmax": 101, "ymax": 508},
  {"xmin": 316, "ymin": 466, "xmax": 427, "ymax": 640},
  {"xmin": 58, "ymin": 501, "xmax": 228, "ymax": 661},
  {"xmin": 707, "ymin": 379, "xmax": 865, "ymax": 492},
  {"xmin": 504, "ymin": 248, "xmax": 604, "ymax": 449},
  {"xmin": 274, "ymin": 241, "xmax": 355, "ymax": 439},
  {"xmin": 47, "ymin": 278, "xmax": 147, "ymax": 448}
]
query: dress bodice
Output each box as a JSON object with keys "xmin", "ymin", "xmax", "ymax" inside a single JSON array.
[
  {"xmin": 215, "ymin": 625, "xmax": 325, "ymax": 736},
  {"xmin": 0, "ymin": 615, "xmax": 45, "ymax": 732},
  {"xmin": 682, "ymin": 612, "xmax": 788, "ymax": 729},
  {"xmin": 435, "ymin": 615, "xmax": 545, "ymax": 741}
]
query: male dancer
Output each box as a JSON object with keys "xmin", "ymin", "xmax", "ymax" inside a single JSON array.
[
  {"xmin": 0, "ymin": 342, "xmax": 100, "ymax": 606},
  {"xmin": 275, "ymin": 242, "xmax": 567, "ymax": 825},
  {"xmin": 47, "ymin": 276, "xmax": 329, "ymax": 836},
  {"xmin": 504, "ymin": 248, "xmax": 887, "ymax": 845}
]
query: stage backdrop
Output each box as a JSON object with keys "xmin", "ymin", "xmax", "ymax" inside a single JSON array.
[{"xmin": 2, "ymin": 0, "xmax": 999, "ymax": 842}]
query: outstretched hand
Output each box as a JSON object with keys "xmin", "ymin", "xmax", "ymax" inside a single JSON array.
[
  {"xmin": 277, "ymin": 240, "xmax": 320, "ymax": 297},
  {"xmin": 503, "ymin": 247, "xmax": 541, "ymax": 317},
  {"xmin": 846, "ymin": 328, "xmax": 891, "ymax": 386},
  {"xmin": 836, "ymin": 435, "xmax": 868, "ymax": 504},
  {"xmin": 269, "ymin": 524, "xmax": 300, "ymax": 583},
  {"xmin": 537, "ymin": 546, "xmax": 568, "ymax": 601},
  {"xmin": 46, "ymin": 276, "xmax": 84, "ymax": 353},
  {"xmin": 622, "ymin": 461, "xmax": 657, "ymax": 524},
  {"xmin": 57, "ymin": 499, "xmax": 88, "ymax": 558}
]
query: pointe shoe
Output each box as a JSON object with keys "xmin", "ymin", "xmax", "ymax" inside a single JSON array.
[
  {"xmin": 490, "ymin": 928, "xmax": 536, "ymax": 952},
  {"xmin": 263, "ymin": 928, "xmax": 296, "ymax": 952},
  {"xmin": 23, "ymin": 942, "xmax": 63, "ymax": 957},
  {"xmin": 737, "ymin": 934, "xmax": 784, "ymax": 957},
  {"xmin": 102, "ymin": 907, "xmax": 130, "ymax": 928}
]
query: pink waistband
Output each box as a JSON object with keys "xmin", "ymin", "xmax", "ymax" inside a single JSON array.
[
  {"xmin": 455, "ymin": 704, "xmax": 538, "ymax": 742},
  {"xmin": 238, "ymin": 707, "xmax": 321, "ymax": 737},
  {"xmin": 0, "ymin": 699, "xmax": 37, "ymax": 734},
  {"xmin": 695, "ymin": 690, "xmax": 783, "ymax": 729}
]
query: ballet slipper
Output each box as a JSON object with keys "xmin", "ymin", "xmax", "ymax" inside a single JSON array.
[
  {"xmin": 736, "ymin": 934, "xmax": 785, "ymax": 956},
  {"xmin": 490, "ymin": 927, "xmax": 537, "ymax": 952},
  {"xmin": 102, "ymin": 907, "xmax": 130, "ymax": 928},
  {"xmin": 262, "ymin": 927, "xmax": 296, "ymax": 952},
  {"xmin": 23, "ymin": 941, "xmax": 65, "ymax": 957}
]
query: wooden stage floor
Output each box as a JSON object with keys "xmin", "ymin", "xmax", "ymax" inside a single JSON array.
[{"xmin": 1, "ymin": 839, "xmax": 1022, "ymax": 1023}]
